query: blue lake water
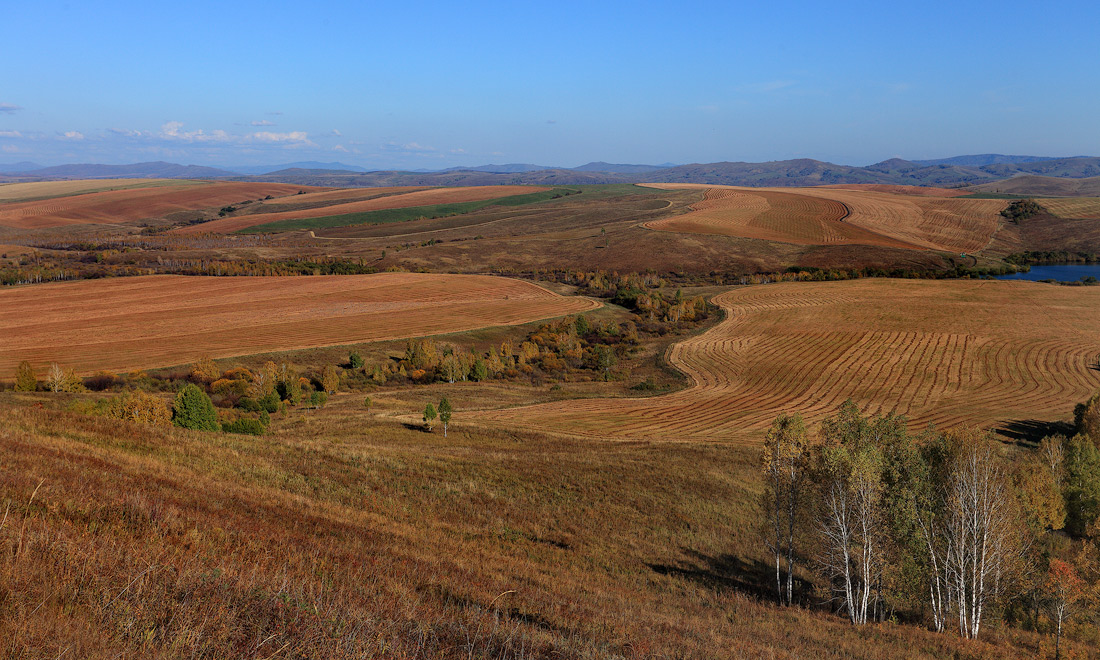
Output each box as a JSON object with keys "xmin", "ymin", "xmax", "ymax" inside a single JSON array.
[{"xmin": 997, "ymin": 264, "xmax": 1100, "ymax": 282}]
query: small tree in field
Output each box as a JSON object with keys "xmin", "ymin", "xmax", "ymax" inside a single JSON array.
[
  {"xmin": 423, "ymin": 403, "xmax": 437, "ymax": 432},
  {"xmin": 172, "ymin": 384, "xmax": 219, "ymax": 431},
  {"xmin": 349, "ymin": 351, "xmax": 364, "ymax": 369},
  {"xmin": 438, "ymin": 397, "xmax": 453, "ymax": 438},
  {"xmin": 1047, "ymin": 559, "xmax": 1086, "ymax": 660},
  {"xmin": 46, "ymin": 363, "xmax": 81, "ymax": 393},
  {"xmin": 15, "ymin": 361, "xmax": 36, "ymax": 392},
  {"xmin": 322, "ymin": 365, "xmax": 340, "ymax": 394}
]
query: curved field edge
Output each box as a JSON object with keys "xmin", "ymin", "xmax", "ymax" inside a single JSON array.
[
  {"xmin": 235, "ymin": 187, "xmax": 579, "ymax": 234},
  {"xmin": 0, "ymin": 273, "xmax": 601, "ymax": 376},
  {"xmin": 638, "ymin": 183, "xmax": 1009, "ymax": 253},
  {"xmin": 476, "ymin": 279, "xmax": 1100, "ymax": 443}
]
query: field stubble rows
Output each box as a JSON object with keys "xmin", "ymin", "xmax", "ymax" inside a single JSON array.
[
  {"xmin": 482, "ymin": 279, "xmax": 1100, "ymax": 442},
  {"xmin": 642, "ymin": 183, "xmax": 1008, "ymax": 253},
  {"xmin": 0, "ymin": 273, "xmax": 599, "ymax": 375}
]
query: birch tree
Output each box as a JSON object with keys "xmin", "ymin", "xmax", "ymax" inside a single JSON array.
[
  {"xmin": 761, "ymin": 413, "xmax": 810, "ymax": 606},
  {"xmin": 814, "ymin": 402, "xmax": 886, "ymax": 625},
  {"xmin": 941, "ymin": 433, "xmax": 1023, "ymax": 640}
]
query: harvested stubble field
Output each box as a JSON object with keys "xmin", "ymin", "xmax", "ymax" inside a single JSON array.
[
  {"xmin": 176, "ymin": 185, "xmax": 551, "ymax": 234},
  {"xmin": 482, "ymin": 279, "xmax": 1100, "ymax": 443},
  {"xmin": 0, "ymin": 178, "xmax": 194, "ymax": 203},
  {"xmin": 1042, "ymin": 197, "xmax": 1100, "ymax": 219},
  {"xmin": 0, "ymin": 273, "xmax": 598, "ymax": 375},
  {"xmin": 642, "ymin": 183, "xmax": 1009, "ymax": 254},
  {"xmin": 0, "ymin": 180, "xmax": 318, "ymax": 229}
]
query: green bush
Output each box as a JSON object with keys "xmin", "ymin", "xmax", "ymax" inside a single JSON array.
[
  {"xmin": 222, "ymin": 418, "xmax": 265, "ymax": 435},
  {"xmin": 258, "ymin": 392, "xmax": 281, "ymax": 413},
  {"xmin": 236, "ymin": 396, "xmax": 260, "ymax": 412},
  {"xmin": 172, "ymin": 384, "xmax": 219, "ymax": 431},
  {"xmin": 349, "ymin": 352, "xmax": 364, "ymax": 369}
]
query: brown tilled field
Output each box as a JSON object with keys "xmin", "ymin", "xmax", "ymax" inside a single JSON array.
[
  {"xmin": 175, "ymin": 185, "xmax": 552, "ymax": 234},
  {"xmin": 0, "ymin": 181, "xmax": 320, "ymax": 229},
  {"xmin": 642, "ymin": 183, "xmax": 1008, "ymax": 254},
  {"xmin": 481, "ymin": 279, "xmax": 1100, "ymax": 443},
  {"xmin": 0, "ymin": 273, "xmax": 599, "ymax": 375}
]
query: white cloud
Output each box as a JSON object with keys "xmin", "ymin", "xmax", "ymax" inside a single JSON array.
[
  {"xmin": 250, "ymin": 131, "xmax": 313, "ymax": 145},
  {"xmin": 0, "ymin": 103, "xmax": 21, "ymax": 114},
  {"xmin": 0, "ymin": 130, "xmax": 22, "ymax": 138},
  {"xmin": 61, "ymin": 131, "xmax": 85, "ymax": 140},
  {"xmin": 2, "ymin": 144, "xmax": 20, "ymax": 153},
  {"xmin": 331, "ymin": 129, "xmax": 342, "ymax": 136},
  {"xmin": 449, "ymin": 148, "xmax": 466, "ymax": 154},
  {"xmin": 160, "ymin": 121, "xmax": 234, "ymax": 143},
  {"xmin": 333, "ymin": 144, "xmax": 349, "ymax": 152},
  {"xmin": 251, "ymin": 119, "xmax": 275, "ymax": 126}
]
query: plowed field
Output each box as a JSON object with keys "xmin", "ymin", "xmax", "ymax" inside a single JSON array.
[
  {"xmin": 482, "ymin": 279, "xmax": 1100, "ymax": 443},
  {"xmin": 177, "ymin": 185, "xmax": 552, "ymax": 234},
  {"xmin": 0, "ymin": 181, "xmax": 318, "ymax": 229},
  {"xmin": 0, "ymin": 273, "xmax": 599, "ymax": 375},
  {"xmin": 642, "ymin": 183, "xmax": 1008, "ymax": 253}
]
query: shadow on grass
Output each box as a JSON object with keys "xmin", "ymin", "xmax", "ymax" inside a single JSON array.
[
  {"xmin": 997, "ymin": 419, "xmax": 1074, "ymax": 444},
  {"xmin": 649, "ymin": 550, "xmax": 814, "ymax": 606}
]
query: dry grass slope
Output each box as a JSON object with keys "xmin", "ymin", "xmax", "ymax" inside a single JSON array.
[
  {"xmin": 483, "ymin": 279, "xmax": 1100, "ymax": 442},
  {"xmin": 0, "ymin": 273, "xmax": 599, "ymax": 375},
  {"xmin": 0, "ymin": 397, "xmax": 1070, "ymax": 658}
]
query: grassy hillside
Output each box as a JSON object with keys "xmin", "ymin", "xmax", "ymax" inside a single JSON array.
[{"xmin": 0, "ymin": 396, "xmax": 1071, "ymax": 658}]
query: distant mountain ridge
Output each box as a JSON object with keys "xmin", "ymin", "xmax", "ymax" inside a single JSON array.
[
  {"xmin": 3, "ymin": 155, "xmax": 1098, "ymax": 192},
  {"xmin": 0, "ymin": 161, "xmax": 235, "ymax": 179}
]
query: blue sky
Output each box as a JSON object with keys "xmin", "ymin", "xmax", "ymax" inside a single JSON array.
[{"xmin": 2, "ymin": 0, "xmax": 1098, "ymax": 168}]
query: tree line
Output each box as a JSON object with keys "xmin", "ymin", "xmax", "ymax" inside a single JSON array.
[{"xmin": 761, "ymin": 400, "xmax": 1100, "ymax": 655}]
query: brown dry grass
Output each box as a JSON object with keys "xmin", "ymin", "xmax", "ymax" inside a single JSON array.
[
  {"xmin": 0, "ymin": 273, "xmax": 599, "ymax": 375},
  {"xmin": 177, "ymin": 185, "xmax": 552, "ymax": 234},
  {"xmin": 0, "ymin": 181, "xmax": 320, "ymax": 229},
  {"xmin": 483, "ymin": 279, "xmax": 1100, "ymax": 443},
  {"xmin": 0, "ymin": 395, "xmax": 1073, "ymax": 658}
]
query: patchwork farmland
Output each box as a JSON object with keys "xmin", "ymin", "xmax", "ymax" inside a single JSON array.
[
  {"xmin": 0, "ymin": 180, "xmax": 319, "ymax": 229},
  {"xmin": 0, "ymin": 272, "xmax": 599, "ymax": 375},
  {"xmin": 482, "ymin": 279, "xmax": 1100, "ymax": 442},
  {"xmin": 175, "ymin": 185, "xmax": 553, "ymax": 234}
]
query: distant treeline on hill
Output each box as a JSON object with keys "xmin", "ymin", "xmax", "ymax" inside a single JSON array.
[{"xmin": 1006, "ymin": 250, "xmax": 1100, "ymax": 266}]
